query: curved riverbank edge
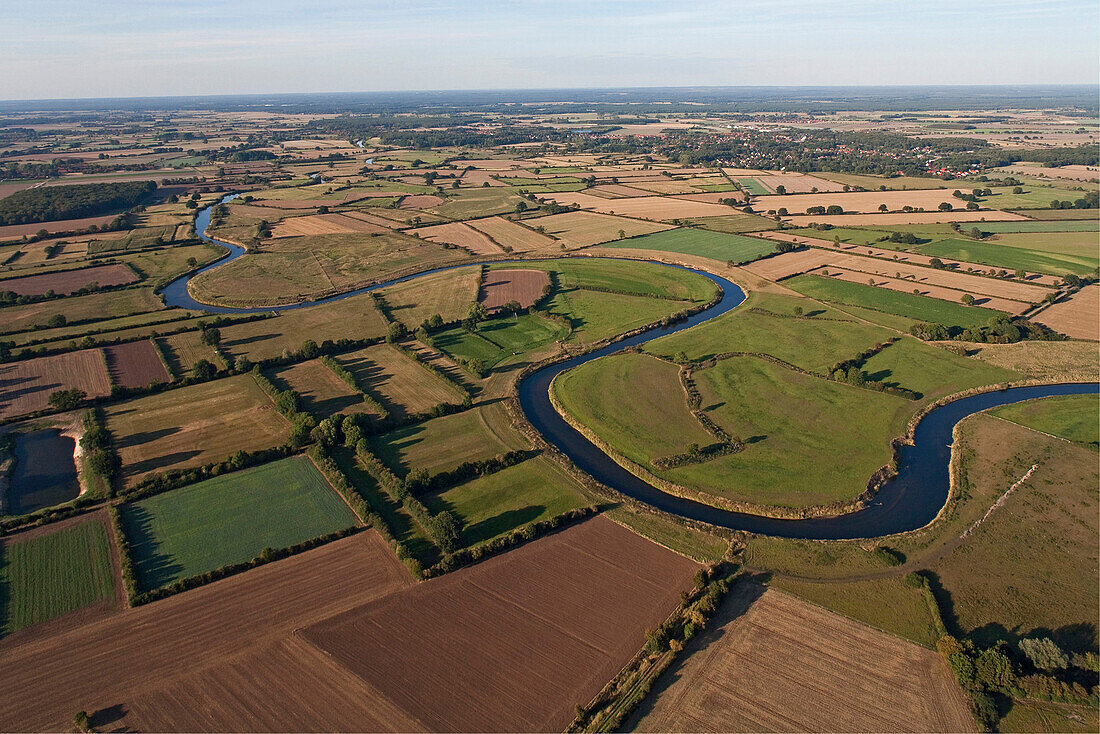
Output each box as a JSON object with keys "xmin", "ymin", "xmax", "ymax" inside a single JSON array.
[{"xmin": 161, "ymin": 200, "xmax": 1099, "ymax": 540}]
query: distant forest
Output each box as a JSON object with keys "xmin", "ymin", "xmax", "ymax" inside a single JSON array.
[{"xmin": 0, "ymin": 181, "xmax": 156, "ymax": 225}]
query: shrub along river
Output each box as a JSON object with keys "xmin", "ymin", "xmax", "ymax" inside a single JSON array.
[{"xmin": 157, "ymin": 199, "xmax": 1098, "ymax": 539}]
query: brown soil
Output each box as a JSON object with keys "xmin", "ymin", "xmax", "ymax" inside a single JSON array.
[
  {"xmin": 103, "ymin": 340, "xmax": 170, "ymax": 390},
  {"xmin": 632, "ymin": 583, "xmax": 975, "ymax": 733},
  {"xmin": 0, "ymin": 264, "xmax": 138, "ymax": 296},
  {"xmin": 480, "ymin": 268, "xmax": 550, "ymax": 312},
  {"xmin": 0, "ymin": 531, "xmax": 414, "ymax": 733},
  {"xmin": 301, "ymin": 516, "xmax": 699, "ymax": 733}
]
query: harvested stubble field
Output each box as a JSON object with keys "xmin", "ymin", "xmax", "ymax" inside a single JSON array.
[
  {"xmin": 156, "ymin": 330, "xmax": 215, "ymax": 378},
  {"xmin": 103, "ymin": 339, "xmax": 170, "ymax": 389},
  {"xmin": 218, "ymin": 297, "xmax": 388, "ymax": 362},
  {"xmin": 0, "ymin": 515, "xmax": 117, "ymax": 636},
  {"xmin": 269, "ymin": 359, "xmax": 373, "ymax": 419},
  {"xmin": 271, "ymin": 213, "xmax": 388, "ymax": 238},
  {"xmin": 409, "ymin": 221, "xmax": 503, "ymax": 254},
  {"xmin": 336, "ymin": 343, "xmax": 464, "ymax": 417},
  {"xmin": 757, "ymin": 189, "xmax": 978, "ymax": 214},
  {"xmin": 0, "ymin": 531, "xmax": 415, "ymax": 732},
  {"xmin": 300, "ymin": 516, "xmax": 699, "ymax": 733},
  {"xmin": 752, "ymin": 172, "xmax": 846, "ymax": 193},
  {"xmin": 1028, "ymin": 286, "xmax": 1099, "ymax": 340},
  {"xmin": 106, "ymin": 374, "xmax": 290, "ymax": 488},
  {"xmin": 479, "ymin": 268, "xmax": 550, "ymax": 312},
  {"xmin": 631, "ymin": 584, "xmax": 974, "ymax": 733},
  {"xmin": 783, "ymin": 210, "xmax": 1028, "ymax": 227},
  {"xmin": 0, "ymin": 349, "xmax": 112, "ymax": 420},
  {"xmin": 466, "ymin": 216, "xmax": 555, "ymax": 251},
  {"xmin": 398, "ymin": 194, "xmax": 445, "ymax": 209},
  {"xmin": 531, "ymin": 210, "xmax": 672, "ymax": 248},
  {"xmin": 0, "ymin": 263, "xmax": 138, "ymax": 296},
  {"xmin": 122, "ymin": 456, "xmax": 361, "ymax": 591},
  {"xmin": 378, "ymin": 265, "xmax": 480, "ymax": 328},
  {"xmin": 741, "ymin": 247, "xmax": 837, "ymax": 281},
  {"xmin": 538, "ymin": 191, "xmax": 734, "ymax": 220},
  {"xmin": 0, "ymin": 215, "xmax": 118, "ymax": 240}
]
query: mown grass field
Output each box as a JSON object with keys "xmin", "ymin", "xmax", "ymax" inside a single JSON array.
[
  {"xmin": 646, "ymin": 290, "xmax": 892, "ymax": 374},
  {"xmin": 122, "ymin": 456, "xmax": 359, "ymax": 591},
  {"xmin": 423, "ymin": 456, "xmax": 589, "ymax": 547},
  {"xmin": 916, "ymin": 237, "xmax": 1098, "ymax": 276},
  {"xmin": 370, "ymin": 406, "xmax": 530, "ymax": 477},
  {"xmin": 813, "ymin": 172, "xmax": 953, "ymax": 191},
  {"xmin": 786, "ymin": 224, "xmax": 954, "ymax": 247},
  {"xmin": 492, "ymin": 257, "xmax": 716, "ymax": 302},
  {"xmin": 606, "ymin": 227, "xmax": 777, "ymax": 264},
  {"xmin": 555, "ymin": 352, "xmax": 715, "ymax": 465},
  {"xmin": 860, "ymin": 337, "xmax": 1020, "ymax": 399},
  {"xmin": 977, "ymin": 219, "xmax": 1099, "ymax": 234},
  {"xmin": 0, "ymin": 519, "xmax": 115, "ymax": 635},
  {"xmin": 989, "ymin": 394, "xmax": 1099, "ymax": 447},
  {"xmin": 544, "ymin": 288, "xmax": 692, "ymax": 344},
  {"xmin": 432, "ymin": 312, "xmax": 566, "ymax": 369},
  {"xmin": 785, "ymin": 273, "xmax": 1005, "ymax": 329},
  {"xmin": 685, "ymin": 212, "xmax": 779, "ymax": 233}
]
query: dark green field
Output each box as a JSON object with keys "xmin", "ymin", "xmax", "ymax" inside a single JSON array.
[
  {"xmin": 121, "ymin": 456, "xmax": 359, "ymax": 591},
  {"xmin": 0, "ymin": 519, "xmax": 115, "ymax": 635},
  {"xmin": 915, "ymin": 237, "xmax": 1098, "ymax": 276}
]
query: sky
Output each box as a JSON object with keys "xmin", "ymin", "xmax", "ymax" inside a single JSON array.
[{"xmin": 3, "ymin": 0, "xmax": 1098, "ymax": 100}]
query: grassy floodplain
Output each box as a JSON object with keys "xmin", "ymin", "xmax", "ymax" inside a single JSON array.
[
  {"xmin": 0, "ymin": 520, "xmax": 115, "ymax": 635},
  {"xmin": 121, "ymin": 456, "xmax": 360, "ymax": 591},
  {"xmin": 988, "ymin": 394, "xmax": 1099, "ymax": 447}
]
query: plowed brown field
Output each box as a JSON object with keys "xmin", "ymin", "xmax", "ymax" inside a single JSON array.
[
  {"xmin": 0, "ymin": 349, "xmax": 112, "ymax": 419},
  {"xmin": 632, "ymin": 584, "xmax": 975, "ymax": 733},
  {"xmin": 0, "ymin": 532, "xmax": 414, "ymax": 732},
  {"xmin": 0, "ymin": 264, "xmax": 138, "ymax": 296},
  {"xmin": 480, "ymin": 268, "xmax": 550, "ymax": 312},
  {"xmin": 103, "ymin": 339, "xmax": 170, "ymax": 389},
  {"xmin": 302, "ymin": 516, "xmax": 698, "ymax": 733}
]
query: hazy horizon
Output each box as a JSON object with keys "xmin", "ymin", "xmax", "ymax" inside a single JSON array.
[{"xmin": 4, "ymin": 0, "xmax": 1098, "ymax": 101}]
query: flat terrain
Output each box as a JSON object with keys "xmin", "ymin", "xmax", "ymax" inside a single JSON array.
[
  {"xmin": 103, "ymin": 339, "xmax": 170, "ymax": 389},
  {"xmin": 531, "ymin": 210, "xmax": 672, "ymax": 248},
  {"xmin": 336, "ymin": 343, "xmax": 464, "ymax": 417},
  {"xmin": 0, "ymin": 349, "xmax": 112, "ymax": 420},
  {"xmin": 606, "ymin": 227, "xmax": 776, "ymax": 264},
  {"xmin": 990, "ymin": 393, "xmax": 1099, "ymax": 446},
  {"xmin": 479, "ymin": 268, "xmax": 550, "ymax": 312},
  {"xmin": 107, "ymin": 374, "xmax": 290, "ymax": 488},
  {"xmin": 269, "ymin": 359, "xmax": 372, "ymax": 419},
  {"xmin": 424, "ymin": 456, "xmax": 590, "ymax": 547},
  {"xmin": 379, "ymin": 265, "xmax": 480, "ymax": 327},
  {"xmin": 301, "ymin": 517, "xmax": 699, "ymax": 732},
  {"xmin": 156, "ymin": 330, "xmax": 215, "ymax": 378},
  {"xmin": 467, "ymin": 216, "xmax": 555, "ymax": 251},
  {"xmin": 409, "ymin": 221, "xmax": 503, "ymax": 254},
  {"xmin": 0, "ymin": 531, "xmax": 414, "ymax": 732},
  {"xmin": 631, "ymin": 584, "xmax": 975, "ymax": 733},
  {"xmin": 122, "ymin": 456, "xmax": 360, "ymax": 590},
  {"xmin": 0, "ymin": 287, "xmax": 165, "ymax": 333},
  {"xmin": 0, "ymin": 264, "xmax": 138, "ymax": 296},
  {"xmin": 0, "ymin": 516, "xmax": 116, "ymax": 636},
  {"xmin": 1033, "ymin": 284, "xmax": 1099, "ymax": 340}
]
